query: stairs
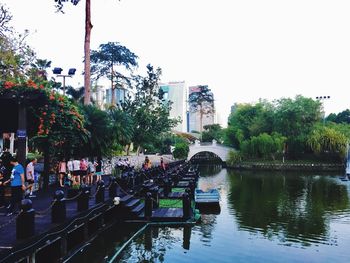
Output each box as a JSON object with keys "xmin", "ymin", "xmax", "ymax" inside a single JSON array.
[{"xmin": 120, "ymin": 194, "xmax": 145, "ymax": 219}]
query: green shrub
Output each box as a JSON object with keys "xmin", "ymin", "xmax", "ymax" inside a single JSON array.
[
  {"xmin": 227, "ymin": 150, "xmax": 242, "ymax": 166},
  {"xmin": 172, "ymin": 142, "xmax": 189, "ymax": 159}
]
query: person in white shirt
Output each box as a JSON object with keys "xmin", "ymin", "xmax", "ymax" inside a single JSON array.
[
  {"xmin": 72, "ymin": 159, "xmax": 81, "ymax": 185},
  {"xmin": 26, "ymin": 158, "xmax": 37, "ymax": 197}
]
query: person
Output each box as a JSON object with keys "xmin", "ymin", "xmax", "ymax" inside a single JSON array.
[
  {"xmin": 87, "ymin": 159, "xmax": 95, "ymax": 185},
  {"xmin": 58, "ymin": 159, "xmax": 67, "ymax": 187},
  {"xmin": 95, "ymin": 158, "xmax": 102, "ymax": 183},
  {"xmin": 26, "ymin": 158, "xmax": 37, "ymax": 197},
  {"xmin": 72, "ymin": 158, "xmax": 81, "ymax": 185},
  {"xmin": 144, "ymin": 156, "xmax": 152, "ymax": 170},
  {"xmin": 80, "ymin": 158, "xmax": 88, "ymax": 184},
  {"xmin": 0, "ymin": 159, "xmax": 7, "ymax": 207},
  {"xmin": 4, "ymin": 157, "xmax": 25, "ymax": 216},
  {"xmin": 160, "ymin": 157, "xmax": 166, "ymax": 171}
]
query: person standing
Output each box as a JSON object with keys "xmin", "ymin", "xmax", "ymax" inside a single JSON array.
[
  {"xmin": 72, "ymin": 158, "xmax": 81, "ymax": 185},
  {"xmin": 58, "ymin": 159, "xmax": 67, "ymax": 187},
  {"xmin": 5, "ymin": 157, "xmax": 25, "ymax": 216},
  {"xmin": 95, "ymin": 158, "xmax": 102, "ymax": 183},
  {"xmin": 0, "ymin": 159, "xmax": 7, "ymax": 207},
  {"xmin": 26, "ymin": 158, "xmax": 37, "ymax": 197}
]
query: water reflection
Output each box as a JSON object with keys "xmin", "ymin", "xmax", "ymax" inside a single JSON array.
[
  {"xmin": 79, "ymin": 167, "xmax": 350, "ymax": 263},
  {"xmin": 227, "ymin": 170, "xmax": 350, "ymax": 245}
]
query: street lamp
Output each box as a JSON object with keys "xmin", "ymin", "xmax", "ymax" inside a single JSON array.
[
  {"xmin": 53, "ymin": 67, "xmax": 76, "ymax": 95},
  {"xmin": 316, "ymin": 95, "xmax": 330, "ymax": 125}
]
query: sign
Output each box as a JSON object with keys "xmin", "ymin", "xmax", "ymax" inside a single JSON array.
[{"xmin": 17, "ymin": 129, "xmax": 26, "ymax": 138}]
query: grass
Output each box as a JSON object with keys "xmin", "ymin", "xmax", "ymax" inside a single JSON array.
[
  {"xmin": 159, "ymin": 199, "xmax": 183, "ymax": 208},
  {"xmin": 171, "ymin": 188, "xmax": 186, "ymax": 193}
]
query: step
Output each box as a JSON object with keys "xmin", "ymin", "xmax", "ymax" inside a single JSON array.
[
  {"xmin": 131, "ymin": 203, "xmax": 145, "ymax": 215},
  {"xmin": 120, "ymin": 195, "xmax": 133, "ymax": 204},
  {"xmin": 125, "ymin": 198, "xmax": 140, "ymax": 209}
]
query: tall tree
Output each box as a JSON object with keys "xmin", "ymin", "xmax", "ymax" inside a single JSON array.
[
  {"xmin": 55, "ymin": 0, "xmax": 92, "ymax": 105},
  {"xmin": 122, "ymin": 64, "xmax": 178, "ymax": 153},
  {"xmin": 188, "ymin": 85, "xmax": 215, "ymax": 137},
  {"xmin": 90, "ymin": 42, "xmax": 138, "ymax": 106}
]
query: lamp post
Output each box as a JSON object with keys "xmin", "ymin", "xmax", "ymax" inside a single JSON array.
[
  {"xmin": 316, "ymin": 96, "xmax": 330, "ymax": 125},
  {"xmin": 53, "ymin": 67, "xmax": 76, "ymax": 95}
]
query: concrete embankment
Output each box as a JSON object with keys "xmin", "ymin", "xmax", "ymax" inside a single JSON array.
[{"xmin": 227, "ymin": 163, "xmax": 345, "ymax": 172}]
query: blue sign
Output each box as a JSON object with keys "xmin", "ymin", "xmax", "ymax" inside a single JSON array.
[{"xmin": 17, "ymin": 129, "xmax": 26, "ymax": 138}]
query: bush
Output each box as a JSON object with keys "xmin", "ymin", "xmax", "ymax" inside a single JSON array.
[
  {"xmin": 226, "ymin": 150, "xmax": 242, "ymax": 166},
  {"xmin": 172, "ymin": 142, "xmax": 189, "ymax": 159}
]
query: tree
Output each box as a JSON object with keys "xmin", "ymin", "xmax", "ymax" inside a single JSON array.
[
  {"xmin": 109, "ymin": 108, "xmax": 134, "ymax": 154},
  {"xmin": 172, "ymin": 142, "xmax": 189, "ymax": 159},
  {"xmin": 202, "ymin": 124, "xmax": 223, "ymax": 142},
  {"xmin": 0, "ymin": 4, "xmax": 35, "ymax": 81},
  {"xmin": 307, "ymin": 125, "xmax": 348, "ymax": 162},
  {"xmin": 326, "ymin": 109, "xmax": 350, "ymax": 124},
  {"xmin": 55, "ymin": 0, "xmax": 122, "ymax": 105},
  {"xmin": 90, "ymin": 42, "xmax": 138, "ymax": 106},
  {"xmin": 122, "ymin": 64, "xmax": 178, "ymax": 153},
  {"xmin": 274, "ymin": 95, "xmax": 322, "ymax": 157},
  {"xmin": 188, "ymin": 85, "xmax": 215, "ymax": 137}
]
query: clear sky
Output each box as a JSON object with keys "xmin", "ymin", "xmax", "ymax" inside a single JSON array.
[{"xmin": 3, "ymin": 0, "xmax": 350, "ymax": 126}]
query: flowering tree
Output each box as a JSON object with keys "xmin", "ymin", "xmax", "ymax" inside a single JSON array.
[{"xmin": 0, "ymin": 80, "xmax": 89, "ymax": 188}]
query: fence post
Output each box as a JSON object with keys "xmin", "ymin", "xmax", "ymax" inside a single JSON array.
[
  {"xmin": 95, "ymin": 180, "xmax": 105, "ymax": 204},
  {"xmin": 16, "ymin": 199, "xmax": 35, "ymax": 239},
  {"xmin": 109, "ymin": 177, "xmax": 117, "ymax": 198},
  {"xmin": 52, "ymin": 190, "xmax": 66, "ymax": 223},
  {"xmin": 145, "ymin": 192, "xmax": 153, "ymax": 219},
  {"xmin": 182, "ymin": 192, "xmax": 190, "ymax": 219},
  {"xmin": 77, "ymin": 184, "xmax": 90, "ymax": 212}
]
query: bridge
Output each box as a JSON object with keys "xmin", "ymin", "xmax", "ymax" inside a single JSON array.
[{"xmin": 187, "ymin": 140, "xmax": 235, "ymax": 162}]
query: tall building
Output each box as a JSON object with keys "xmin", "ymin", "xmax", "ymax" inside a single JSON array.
[
  {"xmin": 188, "ymin": 85, "xmax": 215, "ymax": 133},
  {"xmin": 159, "ymin": 81, "xmax": 187, "ymax": 132}
]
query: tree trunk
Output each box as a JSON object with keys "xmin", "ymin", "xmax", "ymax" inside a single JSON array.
[
  {"xmin": 83, "ymin": 0, "xmax": 92, "ymax": 105},
  {"xmin": 111, "ymin": 64, "xmax": 115, "ymax": 105}
]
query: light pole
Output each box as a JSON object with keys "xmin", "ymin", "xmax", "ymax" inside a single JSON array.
[
  {"xmin": 53, "ymin": 67, "xmax": 76, "ymax": 95},
  {"xmin": 316, "ymin": 95, "xmax": 330, "ymax": 125}
]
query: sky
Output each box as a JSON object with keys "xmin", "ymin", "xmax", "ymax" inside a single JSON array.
[{"xmin": 2, "ymin": 0, "xmax": 350, "ymax": 126}]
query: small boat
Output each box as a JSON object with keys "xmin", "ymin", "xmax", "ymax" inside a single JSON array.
[{"xmin": 195, "ymin": 188, "xmax": 220, "ymax": 206}]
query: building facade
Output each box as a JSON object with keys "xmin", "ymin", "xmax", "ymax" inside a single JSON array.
[{"xmin": 159, "ymin": 81, "xmax": 187, "ymax": 133}]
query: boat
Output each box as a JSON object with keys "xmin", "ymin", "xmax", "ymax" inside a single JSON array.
[{"xmin": 195, "ymin": 188, "xmax": 220, "ymax": 206}]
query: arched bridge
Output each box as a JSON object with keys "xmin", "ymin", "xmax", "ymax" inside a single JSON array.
[{"xmin": 188, "ymin": 140, "xmax": 235, "ymax": 162}]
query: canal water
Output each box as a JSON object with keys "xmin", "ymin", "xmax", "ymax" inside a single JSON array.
[{"xmin": 73, "ymin": 166, "xmax": 350, "ymax": 263}]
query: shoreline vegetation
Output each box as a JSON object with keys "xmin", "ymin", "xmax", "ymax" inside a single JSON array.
[{"xmin": 226, "ymin": 160, "xmax": 345, "ymax": 172}]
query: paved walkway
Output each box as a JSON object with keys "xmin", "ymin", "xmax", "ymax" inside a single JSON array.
[{"xmin": 0, "ymin": 175, "xmax": 112, "ymax": 258}]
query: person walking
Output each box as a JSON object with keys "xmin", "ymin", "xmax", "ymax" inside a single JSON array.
[
  {"xmin": 26, "ymin": 158, "xmax": 37, "ymax": 197},
  {"xmin": 4, "ymin": 157, "xmax": 25, "ymax": 216}
]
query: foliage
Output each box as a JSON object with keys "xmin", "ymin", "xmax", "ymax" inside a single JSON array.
[
  {"xmin": 122, "ymin": 64, "xmax": 178, "ymax": 152},
  {"xmin": 225, "ymin": 101, "xmax": 274, "ymax": 148},
  {"xmin": 202, "ymin": 124, "xmax": 223, "ymax": 142},
  {"xmin": 80, "ymin": 105, "xmax": 113, "ymax": 158},
  {"xmin": 226, "ymin": 150, "xmax": 242, "ymax": 166},
  {"xmin": 240, "ymin": 132, "xmax": 286, "ymax": 160},
  {"xmin": 172, "ymin": 142, "xmax": 189, "ymax": 159},
  {"xmin": 0, "ymin": 4, "xmax": 35, "ymax": 82},
  {"xmin": 307, "ymin": 125, "xmax": 348, "ymax": 161},
  {"xmin": 326, "ymin": 109, "xmax": 350, "ymax": 124},
  {"xmin": 90, "ymin": 42, "xmax": 138, "ymax": 106},
  {"xmin": 108, "ymin": 108, "xmax": 134, "ymax": 150}
]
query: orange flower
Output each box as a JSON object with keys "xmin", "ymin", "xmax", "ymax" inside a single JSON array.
[{"xmin": 4, "ymin": 81, "xmax": 15, "ymax": 89}]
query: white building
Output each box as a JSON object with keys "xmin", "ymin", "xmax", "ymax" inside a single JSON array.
[{"xmin": 160, "ymin": 81, "xmax": 188, "ymax": 133}]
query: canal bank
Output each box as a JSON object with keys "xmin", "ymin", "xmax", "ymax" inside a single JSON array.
[{"xmin": 227, "ymin": 162, "xmax": 344, "ymax": 172}]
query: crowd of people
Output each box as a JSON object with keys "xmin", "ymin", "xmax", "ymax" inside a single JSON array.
[{"xmin": 0, "ymin": 150, "xmax": 105, "ymax": 216}]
